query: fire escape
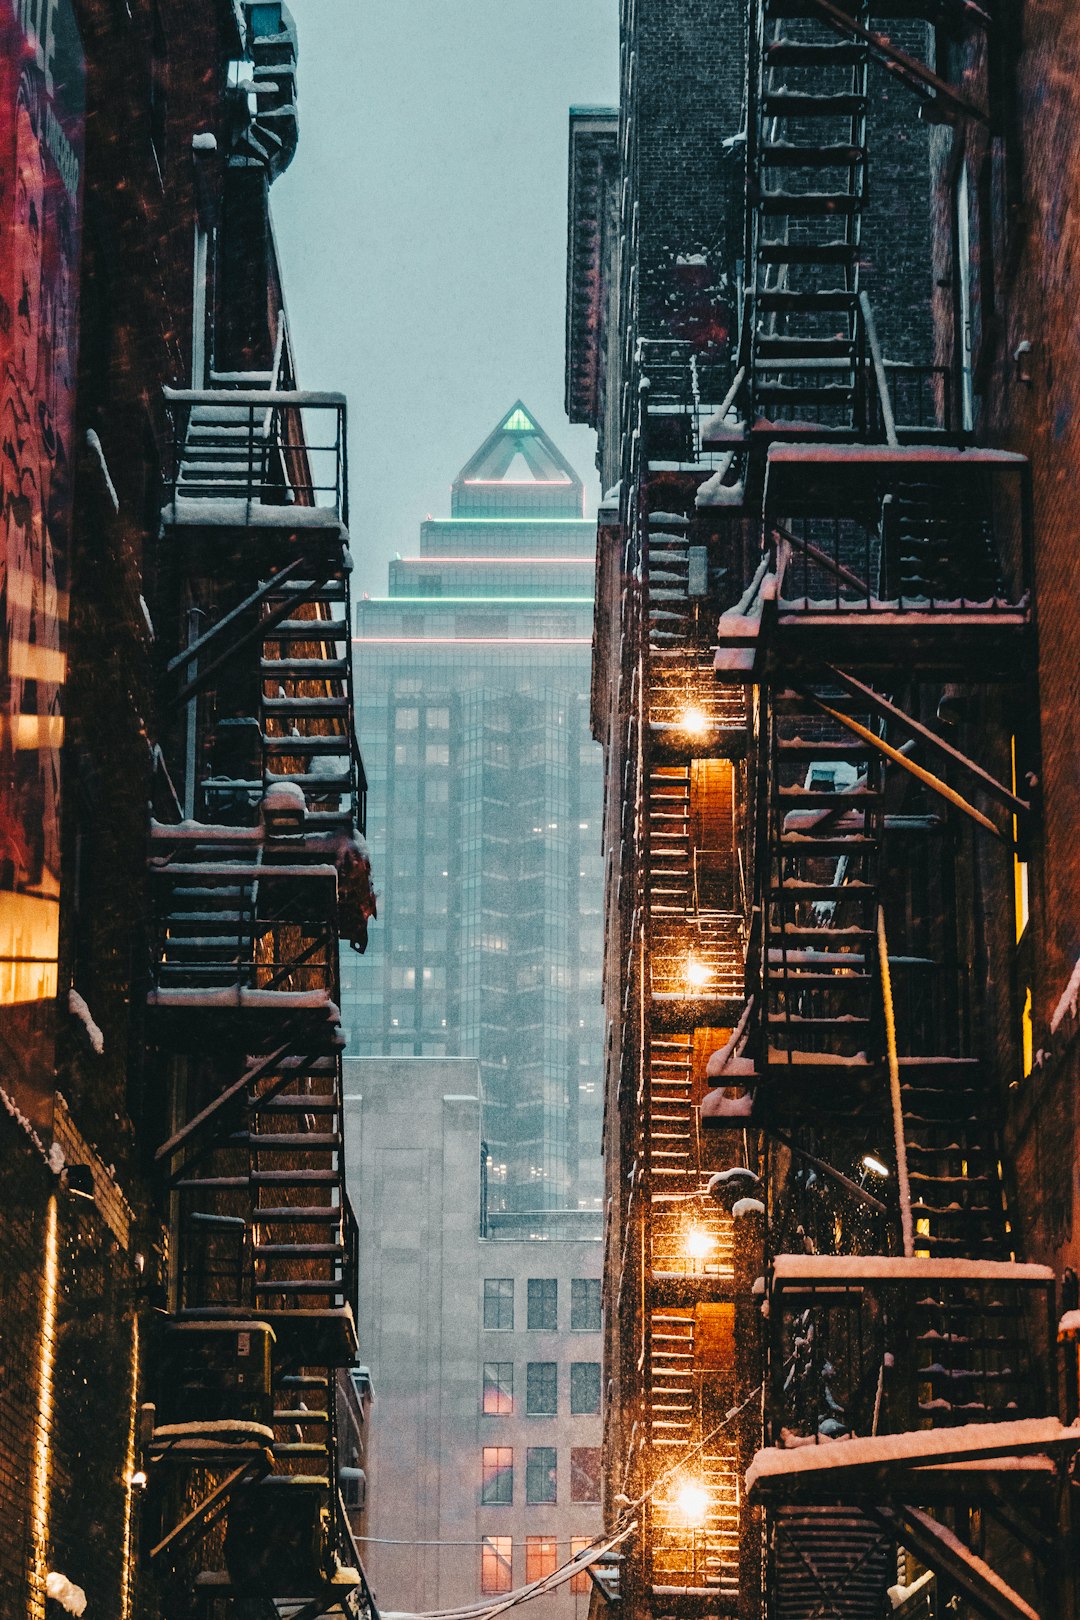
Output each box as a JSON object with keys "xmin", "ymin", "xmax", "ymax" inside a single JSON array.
[
  {"xmin": 700, "ymin": 2, "xmax": 1080, "ymax": 1616},
  {"xmin": 607, "ymin": 320, "xmax": 762, "ymax": 1611},
  {"xmin": 139, "ymin": 8, "xmax": 375, "ymax": 1614}
]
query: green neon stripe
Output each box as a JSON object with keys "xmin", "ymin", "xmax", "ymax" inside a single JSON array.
[
  {"xmin": 424, "ymin": 517, "xmax": 595, "ymax": 525},
  {"xmin": 366, "ymin": 597, "xmax": 595, "ymax": 606}
]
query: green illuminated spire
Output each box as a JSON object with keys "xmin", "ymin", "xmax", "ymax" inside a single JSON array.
[{"xmin": 451, "ymin": 400, "xmax": 584, "ymax": 517}]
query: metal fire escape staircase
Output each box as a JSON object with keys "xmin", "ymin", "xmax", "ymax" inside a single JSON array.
[
  {"xmin": 704, "ymin": 3, "xmax": 1080, "ymax": 1616},
  {"xmin": 631, "ymin": 302, "xmax": 752, "ymax": 1620},
  {"xmin": 751, "ymin": 0, "xmax": 869, "ymax": 441},
  {"xmin": 144, "ymin": 349, "xmax": 372, "ymax": 1610}
]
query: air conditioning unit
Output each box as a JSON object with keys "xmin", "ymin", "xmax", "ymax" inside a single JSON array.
[
  {"xmin": 224, "ymin": 1478, "xmax": 330, "ymax": 1592},
  {"xmin": 156, "ymin": 1319, "xmax": 275, "ymax": 1426}
]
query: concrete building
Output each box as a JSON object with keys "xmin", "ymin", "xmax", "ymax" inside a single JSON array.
[
  {"xmin": 343, "ymin": 1056, "xmax": 603, "ymax": 1619},
  {"xmin": 343, "ymin": 405, "xmax": 605, "ymax": 1219}
]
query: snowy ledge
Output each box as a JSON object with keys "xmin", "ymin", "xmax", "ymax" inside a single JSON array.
[
  {"xmin": 152, "ymin": 1419, "xmax": 274, "ymax": 1442},
  {"xmin": 772, "ymin": 1254, "xmax": 1054, "ymax": 1286},
  {"xmin": 746, "ymin": 1417, "xmax": 1080, "ymax": 1497},
  {"xmin": 162, "ymin": 497, "xmax": 346, "ymax": 531},
  {"xmin": 147, "ymin": 988, "xmax": 340, "ymax": 1014},
  {"xmin": 0, "ymin": 1087, "xmax": 51, "ymax": 1167}
]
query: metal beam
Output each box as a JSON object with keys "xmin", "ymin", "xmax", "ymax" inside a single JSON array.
[
  {"xmin": 166, "ymin": 555, "xmax": 308, "ymax": 674},
  {"xmin": 156, "ymin": 1041, "xmax": 294, "ymax": 1164},
  {"xmin": 873, "ymin": 1505, "xmax": 1040, "ymax": 1620},
  {"xmin": 766, "ymin": 1126, "xmax": 887, "ymax": 1214},
  {"xmin": 824, "ymin": 665, "xmax": 1030, "ymax": 817},
  {"xmin": 811, "ymin": 698, "xmax": 1006, "ymax": 841},
  {"xmin": 149, "ymin": 1455, "xmax": 269, "ymax": 1564},
  {"xmin": 859, "ymin": 293, "xmax": 898, "ymax": 447},
  {"xmin": 808, "ymin": 0, "xmax": 990, "ymax": 124},
  {"xmin": 773, "ymin": 522, "xmax": 870, "ymax": 598}
]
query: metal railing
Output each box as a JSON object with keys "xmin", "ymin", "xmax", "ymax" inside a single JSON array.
[
  {"xmin": 767, "ymin": 460, "xmax": 1030, "ymax": 615},
  {"xmin": 638, "ymin": 338, "xmax": 737, "ymax": 468},
  {"xmin": 163, "ymin": 386, "xmax": 349, "ymax": 526}
]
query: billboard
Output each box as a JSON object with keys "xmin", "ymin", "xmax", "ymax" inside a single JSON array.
[{"xmin": 0, "ymin": 0, "xmax": 83, "ymax": 1102}]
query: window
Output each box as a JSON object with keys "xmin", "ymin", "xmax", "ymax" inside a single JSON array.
[
  {"xmin": 570, "ymin": 1537, "xmax": 592, "ymax": 1595},
  {"xmin": 570, "ymin": 1363, "xmax": 601, "ymax": 1415},
  {"xmin": 570, "ymin": 1279, "xmax": 601, "ymax": 1332},
  {"xmin": 482, "ymin": 1447, "xmax": 513, "ymax": 1505},
  {"xmin": 526, "ymin": 1362, "xmax": 557, "ymax": 1416},
  {"xmin": 527, "ymin": 1278, "xmax": 557, "ymax": 1331},
  {"xmin": 484, "ymin": 1278, "xmax": 514, "ymax": 1330},
  {"xmin": 570, "ymin": 1448, "xmax": 601, "ymax": 1503},
  {"xmin": 525, "ymin": 1538, "xmax": 558, "ymax": 1583},
  {"xmin": 526, "ymin": 1446, "xmax": 557, "ymax": 1505},
  {"xmin": 483, "ymin": 1362, "xmax": 514, "ymax": 1416},
  {"xmin": 481, "ymin": 1537, "xmax": 512, "ymax": 1594}
]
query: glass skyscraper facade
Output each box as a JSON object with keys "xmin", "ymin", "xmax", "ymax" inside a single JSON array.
[{"xmin": 342, "ymin": 404, "xmax": 603, "ymax": 1217}]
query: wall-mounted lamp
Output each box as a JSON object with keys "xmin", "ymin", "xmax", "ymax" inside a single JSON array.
[{"xmin": 1013, "ymin": 340, "xmax": 1033, "ymax": 386}]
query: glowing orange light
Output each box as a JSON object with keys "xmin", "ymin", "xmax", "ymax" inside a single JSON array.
[
  {"xmin": 685, "ymin": 1226, "xmax": 714, "ymax": 1262},
  {"xmin": 680, "ymin": 706, "xmax": 710, "ymax": 738},
  {"xmin": 29, "ymin": 1196, "xmax": 59, "ymax": 1609},
  {"xmin": 671, "ymin": 1480, "xmax": 710, "ymax": 1528},
  {"xmin": 685, "ymin": 958, "xmax": 712, "ymax": 990}
]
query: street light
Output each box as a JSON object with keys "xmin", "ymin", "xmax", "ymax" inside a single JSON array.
[{"xmin": 685, "ymin": 958, "xmax": 712, "ymax": 990}]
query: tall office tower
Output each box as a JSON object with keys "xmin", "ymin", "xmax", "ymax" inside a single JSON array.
[{"xmin": 343, "ymin": 405, "xmax": 604, "ymax": 1220}]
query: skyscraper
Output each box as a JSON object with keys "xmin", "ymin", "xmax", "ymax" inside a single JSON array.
[{"xmin": 343, "ymin": 404, "xmax": 603, "ymax": 1219}]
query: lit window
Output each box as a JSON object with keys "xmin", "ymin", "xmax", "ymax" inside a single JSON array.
[
  {"xmin": 484, "ymin": 1278, "xmax": 514, "ymax": 1330},
  {"xmin": 525, "ymin": 1537, "xmax": 558, "ymax": 1583},
  {"xmin": 526, "ymin": 1362, "xmax": 557, "ymax": 1415},
  {"xmin": 526, "ymin": 1446, "xmax": 557, "ymax": 1505},
  {"xmin": 527, "ymin": 1278, "xmax": 557, "ymax": 1331},
  {"xmin": 570, "ymin": 1448, "xmax": 601, "ymax": 1503},
  {"xmin": 570, "ymin": 1363, "xmax": 601, "ymax": 1415},
  {"xmin": 482, "ymin": 1447, "xmax": 513, "ymax": 1505},
  {"xmin": 481, "ymin": 1536, "xmax": 512, "ymax": 1594},
  {"xmin": 570, "ymin": 1279, "xmax": 600, "ymax": 1332},
  {"xmin": 570, "ymin": 1537, "xmax": 592, "ymax": 1595},
  {"xmin": 483, "ymin": 1362, "xmax": 513, "ymax": 1415}
]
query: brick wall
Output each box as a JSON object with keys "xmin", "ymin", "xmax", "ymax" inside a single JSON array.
[
  {"xmin": 861, "ymin": 35, "xmax": 935, "ymax": 365},
  {"xmin": 938, "ymin": 3, "xmax": 1080, "ymax": 1289},
  {"xmin": 631, "ymin": 0, "xmax": 746, "ymax": 343},
  {"xmin": 0, "ymin": 1108, "xmax": 146, "ymax": 1620}
]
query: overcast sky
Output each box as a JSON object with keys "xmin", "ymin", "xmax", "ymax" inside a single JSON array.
[{"xmin": 273, "ymin": 1, "xmax": 618, "ymax": 596}]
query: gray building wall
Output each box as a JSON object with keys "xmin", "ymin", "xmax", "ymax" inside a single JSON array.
[{"xmin": 345, "ymin": 1057, "xmax": 603, "ymax": 1619}]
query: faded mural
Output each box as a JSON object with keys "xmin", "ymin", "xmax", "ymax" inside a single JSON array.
[{"xmin": 0, "ymin": 0, "xmax": 82, "ymax": 1076}]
